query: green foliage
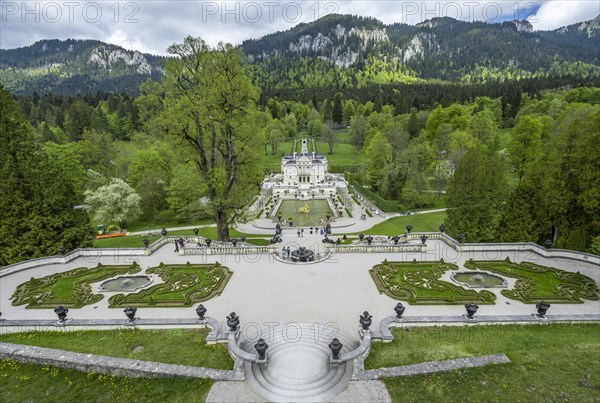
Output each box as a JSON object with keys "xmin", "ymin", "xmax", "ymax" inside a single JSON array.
[
  {"xmin": 0, "ymin": 86, "xmax": 92, "ymax": 266},
  {"xmin": 364, "ymin": 132, "xmax": 393, "ymax": 192},
  {"xmin": 84, "ymin": 177, "xmax": 141, "ymax": 227},
  {"xmin": 446, "ymin": 147, "xmax": 507, "ymax": 242}
]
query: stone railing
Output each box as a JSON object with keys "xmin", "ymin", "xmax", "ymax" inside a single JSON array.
[
  {"xmin": 182, "ymin": 245, "xmax": 276, "ymax": 255},
  {"xmin": 338, "ymin": 330, "xmax": 372, "ymax": 363},
  {"xmin": 325, "ymin": 243, "xmax": 426, "ymax": 254},
  {"xmin": 227, "ymin": 331, "xmax": 264, "ymax": 364}
]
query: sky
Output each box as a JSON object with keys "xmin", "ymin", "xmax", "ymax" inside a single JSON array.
[{"xmin": 1, "ymin": 1, "xmax": 599, "ymax": 55}]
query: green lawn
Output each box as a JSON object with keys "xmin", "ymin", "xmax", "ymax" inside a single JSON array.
[
  {"xmin": 275, "ymin": 199, "xmax": 333, "ymax": 227},
  {"xmin": 465, "ymin": 260, "xmax": 599, "ymax": 303},
  {"xmin": 344, "ymin": 211, "xmax": 447, "ymax": 236},
  {"xmin": 0, "ymin": 360, "xmax": 213, "ymax": 403},
  {"xmin": 12, "ymin": 263, "xmax": 141, "ymax": 309},
  {"xmin": 370, "ymin": 261, "xmax": 496, "ymax": 304},
  {"xmin": 108, "ymin": 263, "xmax": 232, "ymax": 308},
  {"xmin": 0, "ymin": 328, "xmax": 233, "ymax": 369},
  {"xmin": 367, "ymin": 323, "xmax": 600, "ymax": 402},
  {"xmin": 93, "ymin": 234, "xmax": 161, "ymax": 248}
]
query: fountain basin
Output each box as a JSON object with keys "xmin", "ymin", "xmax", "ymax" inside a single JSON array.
[
  {"xmin": 452, "ymin": 272, "xmax": 507, "ymax": 288},
  {"xmin": 291, "ymin": 247, "xmax": 315, "ymax": 262},
  {"xmin": 99, "ymin": 276, "xmax": 153, "ymax": 292}
]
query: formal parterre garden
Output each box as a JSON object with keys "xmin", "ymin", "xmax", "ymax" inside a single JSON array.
[
  {"xmin": 370, "ymin": 260, "xmax": 497, "ymax": 304},
  {"xmin": 11, "ymin": 262, "xmax": 142, "ymax": 308},
  {"xmin": 11, "ymin": 262, "xmax": 232, "ymax": 309},
  {"xmin": 108, "ymin": 262, "xmax": 232, "ymax": 307},
  {"xmin": 464, "ymin": 259, "xmax": 599, "ymax": 303}
]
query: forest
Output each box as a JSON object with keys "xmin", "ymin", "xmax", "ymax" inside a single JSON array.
[{"xmin": 1, "ymin": 36, "xmax": 599, "ymax": 265}]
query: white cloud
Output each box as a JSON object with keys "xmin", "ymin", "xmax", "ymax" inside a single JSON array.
[{"xmin": 528, "ymin": 1, "xmax": 600, "ymax": 30}]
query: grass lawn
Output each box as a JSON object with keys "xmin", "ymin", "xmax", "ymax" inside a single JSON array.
[
  {"xmin": 275, "ymin": 199, "xmax": 333, "ymax": 227},
  {"xmin": 0, "ymin": 360, "xmax": 213, "ymax": 402},
  {"xmin": 366, "ymin": 323, "xmax": 600, "ymax": 402},
  {"xmin": 344, "ymin": 211, "xmax": 447, "ymax": 236},
  {"xmin": 108, "ymin": 263, "xmax": 232, "ymax": 307},
  {"xmin": 370, "ymin": 261, "xmax": 496, "ymax": 304},
  {"xmin": 12, "ymin": 263, "xmax": 141, "ymax": 309},
  {"xmin": 0, "ymin": 328, "xmax": 233, "ymax": 369},
  {"xmin": 465, "ymin": 260, "xmax": 599, "ymax": 303}
]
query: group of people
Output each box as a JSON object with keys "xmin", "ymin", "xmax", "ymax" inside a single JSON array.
[{"xmin": 281, "ymin": 246, "xmax": 292, "ymax": 259}]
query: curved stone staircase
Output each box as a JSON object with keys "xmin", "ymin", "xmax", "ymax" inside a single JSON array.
[{"xmin": 238, "ymin": 323, "xmax": 359, "ymax": 402}]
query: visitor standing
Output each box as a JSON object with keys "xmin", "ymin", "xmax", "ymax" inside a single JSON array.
[
  {"xmin": 174, "ymin": 242, "xmax": 179, "ymax": 253},
  {"xmin": 301, "ymin": 228, "xmax": 304, "ymax": 237},
  {"xmin": 297, "ymin": 229, "xmax": 301, "ymax": 237}
]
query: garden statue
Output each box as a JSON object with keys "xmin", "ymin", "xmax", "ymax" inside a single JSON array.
[
  {"xmin": 124, "ymin": 306, "xmax": 137, "ymax": 322},
  {"xmin": 196, "ymin": 304, "xmax": 207, "ymax": 321},
  {"xmin": 227, "ymin": 312, "xmax": 240, "ymax": 331},
  {"xmin": 328, "ymin": 338, "xmax": 343, "ymax": 360},
  {"xmin": 359, "ymin": 311, "xmax": 373, "ymax": 330},
  {"xmin": 254, "ymin": 339, "xmax": 269, "ymax": 360},
  {"xmin": 536, "ymin": 301, "xmax": 550, "ymax": 318},
  {"xmin": 394, "ymin": 302, "xmax": 405, "ymax": 319},
  {"xmin": 54, "ymin": 306, "xmax": 68, "ymax": 322},
  {"xmin": 465, "ymin": 302, "xmax": 479, "ymax": 319}
]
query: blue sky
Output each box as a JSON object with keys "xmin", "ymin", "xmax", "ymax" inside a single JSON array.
[{"xmin": 1, "ymin": 1, "xmax": 598, "ymax": 54}]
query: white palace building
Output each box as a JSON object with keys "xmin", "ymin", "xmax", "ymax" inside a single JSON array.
[{"xmin": 262, "ymin": 138, "xmax": 347, "ymax": 198}]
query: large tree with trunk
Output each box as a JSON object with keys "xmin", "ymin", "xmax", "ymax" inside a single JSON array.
[{"xmin": 143, "ymin": 37, "xmax": 263, "ymax": 241}]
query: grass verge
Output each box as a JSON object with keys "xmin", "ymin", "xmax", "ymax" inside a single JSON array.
[{"xmin": 366, "ymin": 323, "xmax": 600, "ymax": 402}]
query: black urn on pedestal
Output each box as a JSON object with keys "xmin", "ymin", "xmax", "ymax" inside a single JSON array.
[
  {"xmin": 193, "ymin": 228, "xmax": 199, "ymax": 236},
  {"xmin": 359, "ymin": 311, "xmax": 373, "ymax": 330},
  {"xmin": 231, "ymin": 239, "xmax": 237, "ymax": 247},
  {"xmin": 205, "ymin": 238, "xmax": 212, "ymax": 247},
  {"xmin": 254, "ymin": 338, "xmax": 269, "ymax": 360},
  {"xmin": 359, "ymin": 233, "xmax": 364, "ymax": 241},
  {"xmin": 329, "ymin": 338, "xmax": 343, "ymax": 360},
  {"xmin": 241, "ymin": 236, "xmax": 246, "ymax": 243},
  {"xmin": 366, "ymin": 236, "xmax": 373, "ymax": 245},
  {"xmin": 196, "ymin": 304, "xmax": 207, "ymax": 321},
  {"xmin": 465, "ymin": 303, "xmax": 479, "ymax": 319},
  {"xmin": 544, "ymin": 239, "xmax": 552, "ymax": 249},
  {"xmin": 54, "ymin": 306, "xmax": 68, "ymax": 322},
  {"xmin": 227, "ymin": 312, "xmax": 240, "ymax": 331},
  {"xmin": 161, "ymin": 228, "xmax": 168, "ymax": 237},
  {"xmin": 458, "ymin": 234, "xmax": 465, "ymax": 244},
  {"xmin": 406, "ymin": 225, "xmax": 413, "ymax": 233},
  {"xmin": 439, "ymin": 224, "xmax": 446, "ymax": 233},
  {"xmin": 143, "ymin": 238, "xmax": 149, "ymax": 248},
  {"xmin": 59, "ymin": 246, "xmax": 66, "ymax": 255},
  {"xmin": 394, "ymin": 302, "xmax": 406, "ymax": 319},
  {"xmin": 124, "ymin": 306, "xmax": 137, "ymax": 322},
  {"xmin": 420, "ymin": 235, "xmax": 428, "ymax": 244},
  {"xmin": 536, "ymin": 301, "xmax": 550, "ymax": 318}
]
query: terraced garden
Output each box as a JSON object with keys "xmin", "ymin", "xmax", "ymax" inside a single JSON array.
[
  {"xmin": 11, "ymin": 263, "xmax": 142, "ymax": 309},
  {"xmin": 464, "ymin": 259, "xmax": 599, "ymax": 303},
  {"xmin": 108, "ymin": 262, "xmax": 232, "ymax": 307},
  {"xmin": 370, "ymin": 260, "xmax": 496, "ymax": 304}
]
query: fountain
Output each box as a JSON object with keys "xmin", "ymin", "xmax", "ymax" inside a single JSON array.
[
  {"xmin": 291, "ymin": 247, "xmax": 315, "ymax": 262},
  {"xmin": 452, "ymin": 272, "xmax": 507, "ymax": 288},
  {"xmin": 99, "ymin": 276, "xmax": 152, "ymax": 292}
]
